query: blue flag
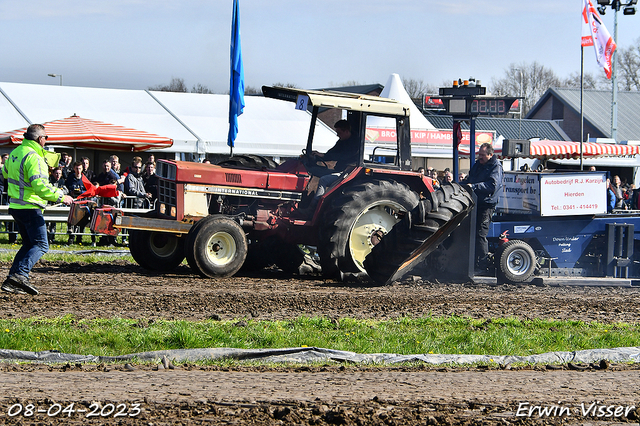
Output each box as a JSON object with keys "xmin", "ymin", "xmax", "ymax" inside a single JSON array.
[{"xmin": 228, "ymin": 0, "xmax": 245, "ymax": 148}]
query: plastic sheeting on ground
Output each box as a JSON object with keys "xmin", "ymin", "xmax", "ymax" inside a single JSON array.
[{"xmin": 1, "ymin": 346, "xmax": 640, "ymax": 365}]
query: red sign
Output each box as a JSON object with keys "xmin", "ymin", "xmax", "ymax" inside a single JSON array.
[
  {"xmin": 423, "ymin": 96, "xmax": 444, "ymax": 110},
  {"xmin": 366, "ymin": 127, "xmax": 494, "ymax": 147}
]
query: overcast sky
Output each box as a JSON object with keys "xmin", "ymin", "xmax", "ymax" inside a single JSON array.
[{"xmin": 1, "ymin": 0, "xmax": 638, "ymax": 93}]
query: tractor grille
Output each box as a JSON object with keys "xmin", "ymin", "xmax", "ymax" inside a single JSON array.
[
  {"xmin": 225, "ymin": 173, "xmax": 242, "ymax": 184},
  {"xmin": 158, "ymin": 179, "xmax": 177, "ymax": 207},
  {"xmin": 156, "ymin": 160, "xmax": 176, "ymax": 180}
]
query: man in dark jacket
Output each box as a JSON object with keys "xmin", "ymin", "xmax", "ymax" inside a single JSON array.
[
  {"xmin": 96, "ymin": 159, "xmax": 122, "ymax": 207},
  {"xmin": 310, "ymin": 120, "xmax": 359, "ymax": 197},
  {"xmin": 81, "ymin": 157, "xmax": 95, "ymax": 183},
  {"xmin": 124, "ymin": 161, "xmax": 151, "ymax": 208},
  {"xmin": 65, "ymin": 161, "xmax": 86, "ymax": 198},
  {"xmin": 464, "ymin": 143, "xmax": 503, "ymax": 272}
]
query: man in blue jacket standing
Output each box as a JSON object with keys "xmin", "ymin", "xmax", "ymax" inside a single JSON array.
[{"xmin": 465, "ymin": 143, "xmax": 503, "ymax": 273}]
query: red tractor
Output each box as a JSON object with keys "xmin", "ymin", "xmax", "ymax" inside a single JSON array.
[{"xmin": 95, "ymin": 86, "xmax": 474, "ymax": 284}]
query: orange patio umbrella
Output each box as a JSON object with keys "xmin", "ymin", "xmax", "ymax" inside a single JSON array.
[{"xmin": 0, "ymin": 115, "xmax": 173, "ymax": 152}]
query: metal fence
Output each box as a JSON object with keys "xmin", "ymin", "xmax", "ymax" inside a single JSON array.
[{"xmin": 0, "ymin": 193, "xmax": 154, "ymax": 244}]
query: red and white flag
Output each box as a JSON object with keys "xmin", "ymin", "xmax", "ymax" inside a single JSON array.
[{"xmin": 582, "ymin": 0, "xmax": 617, "ymax": 79}]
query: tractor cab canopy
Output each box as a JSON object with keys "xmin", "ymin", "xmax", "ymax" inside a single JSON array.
[
  {"xmin": 262, "ymin": 86, "xmax": 411, "ymax": 117},
  {"xmin": 262, "ymin": 86, "xmax": 413, "ymax": 170}
]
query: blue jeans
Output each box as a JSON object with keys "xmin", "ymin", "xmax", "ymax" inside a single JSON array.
[
  {"xmin": 475, "ymin": 204, "xmax": 496, "ymax": 267},
  {"xmin": 8, "ymin": 208, "xmax": 49, "ymax": 279},
  {"xmin": 316, "ymin": 173, "xmax": 340, "ymax": 198}
]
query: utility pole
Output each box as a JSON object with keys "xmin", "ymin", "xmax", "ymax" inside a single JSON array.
[{"xmin": 596, "ymin": 0, "xmax": 637, "ymax": 141}]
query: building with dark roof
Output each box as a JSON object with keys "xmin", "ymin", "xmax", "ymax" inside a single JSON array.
[
  {"xmin": 423, "ymin": 111, "xmax": 569, "ymax": 141},
  {"xmin": 526, "ymin": 88, "xmax": 640, "ymax": 143}
]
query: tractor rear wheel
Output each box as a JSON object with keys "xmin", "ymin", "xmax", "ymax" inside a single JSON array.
[
  {"xmin": 318, "ymin": 179, "xmax": 419, "ymax": 278},
  {"xmin": 216, "ymin": 154, "xmax": 277, "ymax": 170},
  {"xmin": 496, "ymin": 240, "xmax": 536, "ymax": 283},
  {"xmin": 128, "ymin": 229, "xmax": 185, "ymax": 271},
  {"xmin": 185, "ymin": 215, "xmax": 247, "ymax": 278}
]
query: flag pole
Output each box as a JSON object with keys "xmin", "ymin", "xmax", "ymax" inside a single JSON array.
[
  {"xmin": 228, "ymin": 0, "xmax": 245, "ymax": 158},
  {"xmin": 580, "ymin": 45, "xmax": 584, "ymax": 171}
]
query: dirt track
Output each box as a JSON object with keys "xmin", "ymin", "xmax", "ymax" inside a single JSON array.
[{"xmin": 1, "ymin": 260, "xmax": 640, "ymax": 425}]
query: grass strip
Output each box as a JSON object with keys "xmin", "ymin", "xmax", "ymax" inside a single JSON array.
[
  {"xmin": 0, "ymin": 236, "xmax": 133, "ymax": 263},
  {"xmin": 0, "ymin": 249, "xmax": 133, "ymax": 264},
  {"xmin": 0, "ymin": 315, "xmax": 637, "ymax": 358}
]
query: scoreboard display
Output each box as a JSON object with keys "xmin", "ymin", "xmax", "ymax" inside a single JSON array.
[
  {"xmin": 470, "ymin": 99, "xmax": 512, "ymax": 115},
  {"xmin": 440, "ymin": 97, "xmax": 519, "ymax": 117}
]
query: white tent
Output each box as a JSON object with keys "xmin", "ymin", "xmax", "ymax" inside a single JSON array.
[
  {"xmin": 149, "ymin": 91, "xmax": 336, "ymax": 156},
  {"xmin": 0, "ymin": 87, "xmax": 30, "ymax": 131},
  {"xmin": 0, "ymin": 82, "xmax": 337, "ymax": 157},
  {"xmin": 366, "ymin": 73, "xmax": 436, "ymax": 130}
]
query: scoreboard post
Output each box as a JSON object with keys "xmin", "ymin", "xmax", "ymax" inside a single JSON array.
[{"xmin": 429, "ymin": 79, "xmax": 522, "ymax": 181}]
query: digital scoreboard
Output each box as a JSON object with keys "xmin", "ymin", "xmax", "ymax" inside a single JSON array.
[
  {"xmin": 470, "ymin": 98, "xmax": 513, "ymax": 115},
  {"xmin": 438, "ymin": 96, "xmax": 519, "ymax": 117}
]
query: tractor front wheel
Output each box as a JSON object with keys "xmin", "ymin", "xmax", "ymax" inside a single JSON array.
[
  {"xmin": 185, "ymin": 215, "xmax": 247, "ymax": 278},
  {"xmin": 128, "ymin": 230, "xmax": 185, "ymax": 271}
]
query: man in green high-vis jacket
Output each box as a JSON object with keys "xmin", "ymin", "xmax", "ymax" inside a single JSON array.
[{"xmin": 1, "ymin": 124, "xmax": 73, "ymax": 295}]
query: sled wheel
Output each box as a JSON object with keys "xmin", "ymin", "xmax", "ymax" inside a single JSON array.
[
  {"xmin": 128, "ymin": 229, "xmax": 185, "ymax": 271},
  {"xmin": 185, "ymin": 215, "xmax": 247, "ymax": 278},
  {"xmin": 364, "ymin": 182, "xmax": 474, "ymax": 285},
  {"xmin": 318, "ymin": 179, "xmax": 419, "ymax": 278},
  {"xmin": 496, "ymin": 240, "xmax": 536, "ymax": 283}
]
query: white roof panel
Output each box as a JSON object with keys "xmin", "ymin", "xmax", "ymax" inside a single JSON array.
[
  {"xmin": 0, "ymin": 82, "xmax": 338, "ymax": 157},
  {"xmin": 0, "ymin": 82, "xmax": 195, "ymax": 145},
  {"xmin": 150, "ymin": 91, "xmax": 337, "ymax": 157},
  {"xmin": 0, "ymin": 89, "xmax": 30, "ymax": 133}
]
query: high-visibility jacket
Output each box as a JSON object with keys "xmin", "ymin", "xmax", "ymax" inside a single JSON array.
[{"xmin": 1, "ymin": 139, "xmax": 65, "ymax": 210}]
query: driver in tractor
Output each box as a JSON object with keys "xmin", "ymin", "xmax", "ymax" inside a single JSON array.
[{"xmin": 299, "ymin": 119, "xmax": 360, "ymax": 215}]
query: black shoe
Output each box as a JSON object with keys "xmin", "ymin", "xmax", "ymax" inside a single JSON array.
[
  {"xmin": 1, "ymin": 279, "xmax": 28, "ymax": 295},
  {"xmin": 5, "ymin": 274, "xmax": 38, "ymax": 295}
]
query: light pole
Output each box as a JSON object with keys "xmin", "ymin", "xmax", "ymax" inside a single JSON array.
[
  {"xmin": 47, "ymin": 73, "xmax": 63, "ymax": 86},
  {"xmin": 596, "ymin": 0, "xmax": 637, "ymax": 142}
]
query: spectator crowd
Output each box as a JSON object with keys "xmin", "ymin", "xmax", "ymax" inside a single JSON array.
[{"xmin": 0, "ymin": 151, "xmax": 159, "ymax": 245}]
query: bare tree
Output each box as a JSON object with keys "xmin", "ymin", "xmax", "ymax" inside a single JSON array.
[
  {"xmin": 244, "ymin": 85, "xmax": 262, "ymax": 95},
  {"xmin": 616, "ymin": 37, "xmax": 640, "ymax": 91},
  {"xmin": 272, "ymin": 82, "xmax": 299, "ymax": 88},
  {"xmin": 402, "ymin": 78, "xmax": 438, "ymax": 100},
  {"xmin": 328, "ymin": 80, "xmax": 362, "ymax": 87},
  {"xmin": 149, "ymin": 77, "xmax": 188, "ymax": 92},
  {"xmin": 560, "ymin": 71, "xmax": 604, "ymax": 89},
  {"xmin": 491, "ymin": 62, "xmax": 561, "ymax": 116},
  {"xmin": 191, "ymin": 83, "xmax": 213, "ymax": 94}
]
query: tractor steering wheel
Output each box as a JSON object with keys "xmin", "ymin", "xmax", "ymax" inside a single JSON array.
[{"xmin": 301, "ymin": 149, "xmax": 329, "ymax": 170}]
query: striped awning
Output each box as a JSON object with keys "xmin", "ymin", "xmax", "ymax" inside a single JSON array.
[
  {"xmin": 527, "ymin": 140, "xmax": 640, "ymax": 159},
  {"xmin": 0, "ymin": 115, "xmax": 173, "ymax": 152}
]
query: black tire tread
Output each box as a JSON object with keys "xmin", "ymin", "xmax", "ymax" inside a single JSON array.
[
  {"xmin": 364, "ymin": 182, "xmax": 474, "ymax": 285},
  {"xmin": 128, "ymin": 229, "xmax": 185, "ymax": 272},
  {"xmin": 185, "ymin": 215, "xmax": 248, "ymax": 278},
  {"xmin": 216, "ymin": 155, "xmax": 277, "ymax": 170}
]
